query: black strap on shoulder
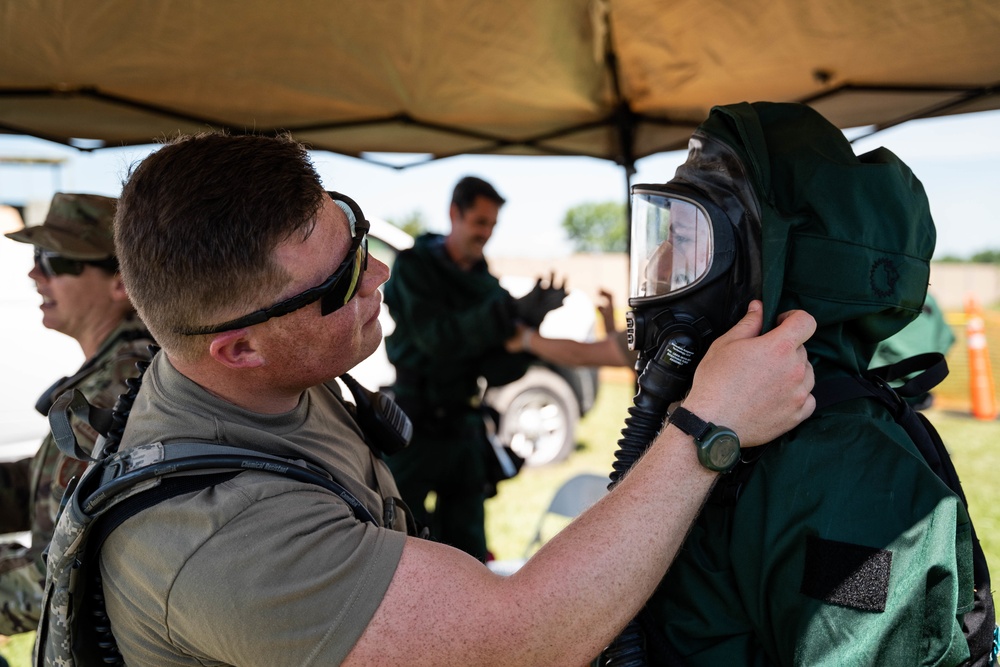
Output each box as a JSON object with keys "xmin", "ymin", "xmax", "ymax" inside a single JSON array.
[
  {"xmin": 83, "ymin": 448, "xmax": 380, "ymax": 526},
  {"xmin": 77, "ymin": 472, "xmax": 240, "ymax": 667},
  {"xmin": 87, "ymin": 472, "xmax": 241, "ymax": 558},
  {"xmin": 812, "ymin": 352, "xmax": 947, "ymax": 411}
]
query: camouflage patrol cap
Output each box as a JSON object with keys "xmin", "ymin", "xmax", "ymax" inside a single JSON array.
[{"xmin": 4, "ymin": 192, "xmax": 117, "ymax": 260}]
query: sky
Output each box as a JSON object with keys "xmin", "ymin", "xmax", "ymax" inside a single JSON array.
[{"xmin": 1, "ymin": 108, "xmax": 999, "ymax": 260}]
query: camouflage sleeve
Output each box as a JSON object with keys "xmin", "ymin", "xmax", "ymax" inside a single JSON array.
[
  {"xmin": 0, "ymin": 458, "xmax": 32, "ymax": 534},
  {"xmin": 32, "ymin": 336, "xmax": 152, "ymax": 532},
  {"xmin": 0, "ymin": 456, "xmax": 44, "ymax": 635},
  {"xmin": 0, "ymin": 438, "xmax": 85, "ymax": 635},
  {"xmin": 0, "ymin": 328, "xmax": 153, "ymax": 635},
  {"xmin": 0, "ymin": 543, "xmax": 43, "ymax": 634}
]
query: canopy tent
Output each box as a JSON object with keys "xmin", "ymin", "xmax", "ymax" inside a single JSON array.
[{"xmin": 1, "ymin": 0, "xmax": 999, "ymax": 174}]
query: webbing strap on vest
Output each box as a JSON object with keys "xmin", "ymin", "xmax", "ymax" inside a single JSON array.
[
  {"xmin": 35, "ymin": 444, "xmax": 380, "ymax": 667},
  {"xmin": 74, "ymin": 472, "xmax": 241, "ymax": 666},
  {"xmin": 81, "ymin": 441, "xmax": 380, "ymax": 524}
]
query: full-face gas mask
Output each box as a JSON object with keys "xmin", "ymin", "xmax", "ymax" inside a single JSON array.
[
  {"xmin": 608, "ymin": 128, "xmax": 765, "ymax": 491},
  {"xmin": 627, "ymin": 130, "xmax": 764, "ymax": 383},
  {"xmin": 605, "ymin": 122, "xmax": 767, "ymax": 667}
]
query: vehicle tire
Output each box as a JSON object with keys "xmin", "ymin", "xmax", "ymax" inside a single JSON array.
[{"xmin": 486, "ymin": 366, "xmax": 580, "ymax": 467}]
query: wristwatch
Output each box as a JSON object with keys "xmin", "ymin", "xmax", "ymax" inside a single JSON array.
[{"xmin": 667, "ymin": 406, "xmax": 741, "ymax": 473}]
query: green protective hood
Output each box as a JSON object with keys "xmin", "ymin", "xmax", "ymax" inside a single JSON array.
[{"xmin": 696, "ymin": 102, "xmax": 934, "ymax": 377}]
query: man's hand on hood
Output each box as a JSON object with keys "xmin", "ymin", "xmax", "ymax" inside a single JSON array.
[{"xmin": 683, "ymin": 300, "xmax": 816, "ymax": 448}]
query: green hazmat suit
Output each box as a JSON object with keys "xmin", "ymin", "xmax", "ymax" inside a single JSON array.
[
  {"xmin": 871, "ymin": 292, "xmax": 956, "ymax": 408},
  {"xmin": 383, "ymin": 233, "xmax": 531, "ymax": 559},
  {"xmin": 872, "ymin": 293, "xmax": 955, "ymax": 370},
  {"xmin": 641, "ymin": 103, "xmax": 978, "ymax": 666}
]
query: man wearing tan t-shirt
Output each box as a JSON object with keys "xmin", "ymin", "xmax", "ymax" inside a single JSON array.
[{"xmin": 96, "ymin": 132, "xmax": 815, "ymax": 667}]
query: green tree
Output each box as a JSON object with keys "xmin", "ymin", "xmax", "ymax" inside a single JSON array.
[
  {"xmin": 934, "ymin": 254, "xmax": 966, "ymax": 263},
  {"xmin": 936, "ymin": 249, "xmax": 1000, "ymax": 264},
  {"xmin": 387, "ymin": 210, "xmax": 429, "ymax": 238},
  {"xmin": 561, "ymin": 201, "xmax": 627, "ymax": 253},
  {"xmin": 971, "ymin": 249, "xmax": 1000, "ymax": 264}
]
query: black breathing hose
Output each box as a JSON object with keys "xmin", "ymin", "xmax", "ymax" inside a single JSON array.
[
  {"xmin": 609, "ymin": 338, "xmax": 696, "ymax": 485},
  {"xmin": 602, "ymin": 332, "xmax": 700, "ymax": 667}
]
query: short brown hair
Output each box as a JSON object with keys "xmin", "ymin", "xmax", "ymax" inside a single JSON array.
[
  {"xmin": 451, "ymin": 176, "xmax": 505, "ymax": 214},
  {"xmin": 115, "ymin": 133, "xmax": 326, "ymax": 359}
]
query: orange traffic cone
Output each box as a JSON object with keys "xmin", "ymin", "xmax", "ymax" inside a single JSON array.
[{"xmin": 965, "ymin": 295, "xmax": 998, "ymax": 421}]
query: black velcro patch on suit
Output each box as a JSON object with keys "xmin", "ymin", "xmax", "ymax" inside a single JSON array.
[{"xmin": 800, "ymin": 535, "xmax": 892, "ymax": 612}]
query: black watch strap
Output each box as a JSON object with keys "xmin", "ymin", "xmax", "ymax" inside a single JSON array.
[{"xmin": 668, "ymin": 406, "xmax": 712, "ymax": 441}]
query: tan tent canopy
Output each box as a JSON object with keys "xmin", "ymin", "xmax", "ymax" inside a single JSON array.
[{"xmin": 1, "ymin": 0, "xmax": 998, "ymax": 171}]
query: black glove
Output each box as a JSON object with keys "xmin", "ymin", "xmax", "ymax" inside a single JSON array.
[{"xmin": 514, "ymin": 273, "xmax": 567, "ymax": 328}]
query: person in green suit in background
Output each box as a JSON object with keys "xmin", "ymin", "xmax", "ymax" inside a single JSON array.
[
  {"xmin": 383, "ymin": 176, "xmax": 565, "ymax": 560},
  {"xmin": 871, "ymin": 291, "xmax": 956, "ymax": 409}
]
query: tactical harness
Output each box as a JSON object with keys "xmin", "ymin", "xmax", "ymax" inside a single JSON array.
[{"xmin": 33, "ymin": 352, "xmax": 415, "ymax": 667}]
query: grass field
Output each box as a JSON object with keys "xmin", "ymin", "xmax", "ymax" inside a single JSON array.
[
  {"xmin": 3, "ymin": 321, "xmax": 999, "ymax": 666},
  {"xmin": 485, "ymin": 374, "xmax": 1000, "ymax": 570}
]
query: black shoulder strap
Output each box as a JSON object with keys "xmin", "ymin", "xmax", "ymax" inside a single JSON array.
[
  {"xmin": 812, "ymin": 352, "xmax": 947, "ymax": 411},
  {"xmin": 83, "ymin": 442, "xmax": 381, "ymax": 526},
  {"xmin": 73, "ymin": 449, "xmax": 382, "ymax": 667},
  {"xmin": 75, "ymin": 472, "xmax": 240, "ymax": 667},
  {"xmin": 87, "ymin": 472, "xmax": 241, "ymax": 557}
]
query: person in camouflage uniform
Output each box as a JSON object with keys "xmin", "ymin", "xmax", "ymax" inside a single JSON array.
[{"xmin": 0, "ymin": 193, "xmax": 153, "ymax": 635}]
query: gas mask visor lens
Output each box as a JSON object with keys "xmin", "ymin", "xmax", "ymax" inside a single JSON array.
[{"xmin": 630, "ymin": 190, "xmax": 714, "ymax": 300}]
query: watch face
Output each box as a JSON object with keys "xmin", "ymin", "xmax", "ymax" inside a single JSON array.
[{"xmin": 708, "ymin": 432, "xmax": 740, "ymax": 469}]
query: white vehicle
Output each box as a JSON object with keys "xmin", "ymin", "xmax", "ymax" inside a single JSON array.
[{"xmin": 356, "ymin": 219, "xmax": 600, "ymax": 467}]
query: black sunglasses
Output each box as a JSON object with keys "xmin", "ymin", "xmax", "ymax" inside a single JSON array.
[
  {"xmin": 177, "ymin": 191, "xmax": 370, "ymax": 336},
  {"xmin": 34, "ymin": 248, "xmax": 118, "ymax": 278}
]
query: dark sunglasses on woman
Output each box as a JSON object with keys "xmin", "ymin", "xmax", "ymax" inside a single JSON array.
[{"xmin": 34, "ymin": 248, "xmax": 119, "ymax": 278}]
